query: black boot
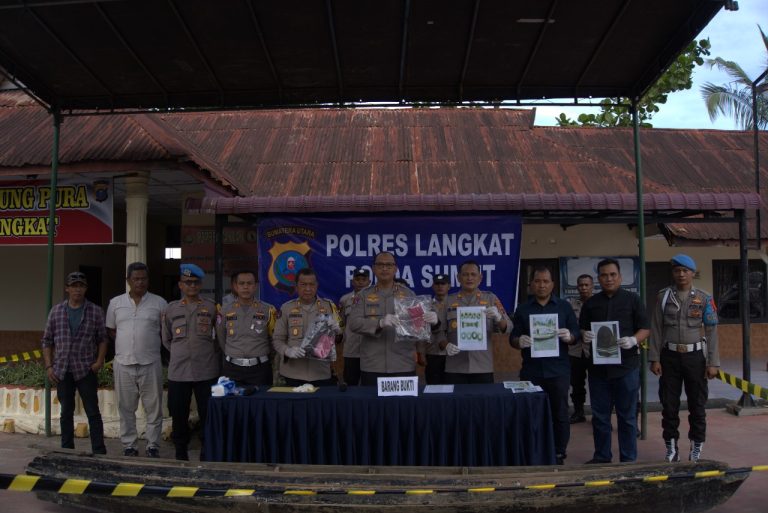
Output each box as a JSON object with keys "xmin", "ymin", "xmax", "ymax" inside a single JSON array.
[
  {"xmin": 570, "ymin": 405, "xmax": 586, "ymax": 424},
  {"xmin": 175, "ymin": 445, "xmax": 189, "ymax": 461}
]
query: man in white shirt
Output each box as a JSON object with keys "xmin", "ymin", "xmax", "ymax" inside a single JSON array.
[{"xmin": 106, "ymin": 262, "xmax": 168, "ymax": 457}]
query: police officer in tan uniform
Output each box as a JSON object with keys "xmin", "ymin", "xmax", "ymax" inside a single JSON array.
[
  {"xmin": 440, "ymin": 260, "xmax": 511, "ymax": 384},
  {"xmin": 216, "ymin": 269, "xmax": 277, "ymax": 387},
  {"xmin": 338, "ymin": 267, "xmax": 371, "ymax": 385},
  {"xmin": 349, "ymin": 251, "xmax": 438, "ymax": 386},
  {"xmin": 424, "ymin": 273, "xmax": 451, "ymax": 385},
  {"xmin": 162, "ymin": 263, "xmax": 220, "ymax": 461},
  {"xmin": 649, "ymin": 254, "xmax": 719, "ymax": 463},
  {"xmin": 273, "ymin": 268, "xmax": 342, "ymax": 387}
]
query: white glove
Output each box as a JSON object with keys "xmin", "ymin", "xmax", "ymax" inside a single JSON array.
[
  {"xmin": 518, "ymin": 335, "xmax": 532, "ymax": 348},
  {"xmin": 618, "ymin": 336, "xmax": 638, "ymax": 349},
  {"xmin": 582, "ymin": 331, "xmax": 594, "ymax": 355},
  {"xmin": 445, "ymin": 343, "xmax": 460, "ymax": 356},
  {"xmin": 379, "ymin": 314, "xmax": 398, "ymax": 329},
  {"xmin": 423, "ymin": 310, "xmax": 438, "ymax": 326},
  {"xmin": 557, "ymin": 328, "xmax": 573, "ymax": 343},
  {"xmin": 485, "ymin": 306, "xmax": 502, "ymax": 322},
  {"xmin": 285, "ymin": 346, "xmax": 306, "ymax": 359},
  {"xmin": 327, "ymin": 318, "xmax": 341, "ymax": 333}
]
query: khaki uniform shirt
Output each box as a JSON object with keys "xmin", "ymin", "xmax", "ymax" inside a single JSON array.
[
  {"xmin": 442, "ymin": 290, "xmax": 511, "ymax": 374},
  {"xmin": 162, "ymin": 297, "xmax": 220, "ymax": 382},
  {"xmin": 425, "ymin": 297, "xmax": 447, "ymax": 356},
  {"xmin": 650, "ymin": 287, "xmax": 719, "ymax": 366},
  {"xmin": 349, "ymin": 284, "xmax": 416, "ymax": 374},
  {"xmin": 273, "ymin": 297, "xmax": 341, "ymax": 382},
  {"xmin": 216, "ymin": 300, "xmax": 277, "ymax": 358},
  {"xmin": 339, "ymin": 290, "xmax": 364, "ymax": 358}
]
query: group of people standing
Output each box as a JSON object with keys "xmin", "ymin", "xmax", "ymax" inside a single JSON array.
[{"xmin": 42, "ymin": 251, "xmax": 719, "ymax": 466}]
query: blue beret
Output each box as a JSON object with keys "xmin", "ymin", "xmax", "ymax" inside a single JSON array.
[
  {"xmin": 180, "ymin": 263, "xmax": 205, "ymax": 279},
  {"xmin": 670, "ymin": 254, "xmax": 696, "ymax": 272}
]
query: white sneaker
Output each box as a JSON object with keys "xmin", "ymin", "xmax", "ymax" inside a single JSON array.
[
  {"xmin": 664, "ymin": 439, "xmax": 679, "ymax": 463},
  {"xmin": 689, "ymin": 441, "xmax": 704, "ymax": 462}
]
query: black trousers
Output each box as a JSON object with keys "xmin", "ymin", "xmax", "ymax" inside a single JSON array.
[
  {"xmin": 223, "ymin": 359, "xmax": 272, "ymax": 387},
  {"xmin": 360, "ymin": 370, "xmax": 415, "ymax": 387},
  {"xmin": 524, "ymin": 371, "xmax": 571, "ymax": 457},
  {"xmin": 168, "ymin": 378, "xmax": 217, "ymax": 449},
  {"xmin": 343, "ymin": 357, "xmax": 361, "ymax": 386},
  {"xmin": 659, "ymin": 348, "xmax": 709, "ymax": 443},
  {"xmin": 444, "ymin": 372, "xmax": 494, "ymax": 385},
  {"xmin": 57, "ymin": 371, "xmax": 106, "ymax": 454},
  {"xmin": 425, "ymin": 354, "xmax": 447, "ymax": 385},
  {"xmin": 569, "ymin": 355, "xmax": 590, "ymax": 410}
]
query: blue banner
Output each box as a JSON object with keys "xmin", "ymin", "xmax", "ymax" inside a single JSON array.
[{"xmin": 257, "ymin": 214, "xmax": 522, "ymax": 311}]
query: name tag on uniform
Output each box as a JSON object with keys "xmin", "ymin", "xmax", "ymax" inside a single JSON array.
[{"xmin": 377, "ymin": 376, "xmax": 418, "ymax": 397}]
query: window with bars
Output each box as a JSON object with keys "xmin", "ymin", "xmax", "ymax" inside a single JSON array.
[{"xmin": 712, "ymin": 259, "xmax": 767, "ymax": 323}]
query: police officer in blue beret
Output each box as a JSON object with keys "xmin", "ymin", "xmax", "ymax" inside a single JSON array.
[
  {"xmin": 161, "ymin": 263, "xmax": 220, "ymax": 460},
  {"xmin": 649, "ymin": 254, "xmax": 719, "ymax": 463}
]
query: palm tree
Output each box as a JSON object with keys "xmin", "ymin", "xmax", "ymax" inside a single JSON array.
[{"xmin": 700, "ymin": 25, "xmax": 768, "ymax": 130}]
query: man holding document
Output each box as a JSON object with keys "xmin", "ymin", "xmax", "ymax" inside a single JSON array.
[
  {"xmin": 439, "ymin": 260, "xmax": 511, "ymax": 384},
  {"xmin": 510, "ymin": 266, "xmax": 580, "ymax": 465}
]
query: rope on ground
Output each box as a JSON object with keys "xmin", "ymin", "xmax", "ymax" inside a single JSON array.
[
  {"xmin": 0, "ymin": 350, "xmax": 42, "ymax": 365},
  {"xmin": 717, "ymin": 370, "xmax": 768, "ymax": 401},
  {"xmin": 0, "ymin": 466, "xmax": 764, "ymax": 497}
]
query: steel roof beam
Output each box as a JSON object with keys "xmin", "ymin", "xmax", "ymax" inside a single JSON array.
[
  {"xmin": 167, "ymin": 0, "xmax": 224, "ymax": 104},
  {"xmin": 458, "ymin": 0, "xmax": 481, "ymax": 101},
  {"xmin": 516, "ymin": 0, "xmax": 558, "ymax": 99},
  {"xmin": 245, "ymin": 0, "xmax": 282, "ymax": 101},
  {"xmin": 94, "ymin": 3, "xmax": 168, "ymax": 106},
  {"xmin": 27, "ymin": 6, "xmax": 115, "ymax": 107},
  {"xmin": 325, "ymin": 0, "xmax": 344, "ymax": 104}
]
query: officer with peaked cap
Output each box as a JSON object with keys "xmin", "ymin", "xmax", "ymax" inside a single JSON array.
[
  {"xmin": 649, "ymin": 254, "xmax": 719, "ymax": 464},
  {"xmin": 338, "ymin": 267, "xmax": 371, "ymax": 385},
  {"xmin": 162, "ymin": 263, "xmax": 220, "ymax": 460}
]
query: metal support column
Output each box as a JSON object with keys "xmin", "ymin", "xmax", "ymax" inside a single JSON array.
[
  {"xmin": 736, "ymin": 209, "xmax": 755, "ymax": 408},
  {"xmin": 44, "ymin": 110, "xmax": 61, "ymax": 437},
  {"xmin": 632, "ymin": 103, "xmax": 648, "ymax": 439}
]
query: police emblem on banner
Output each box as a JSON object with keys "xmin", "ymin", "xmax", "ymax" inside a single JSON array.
[
  {"xmin": 93, "ymin": 180, "xmax": 110, "ymax": 202},
  {"xmin": 267, "ymin": 241, "xmax": 311, "ymax": 294}
]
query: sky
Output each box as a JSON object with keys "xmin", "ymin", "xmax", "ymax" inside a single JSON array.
[{"xmin": 534, "ymin": 1, "xmax": 767, "ymax": 129}]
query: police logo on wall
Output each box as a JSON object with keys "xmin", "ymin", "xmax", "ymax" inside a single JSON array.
[
  {"xmin": 93, "ymin": 180, "xmax": 110, "ymax": 202},
  {"xmin": 267, "ymin": 241, "xmax": 311, "ymax": 294}
]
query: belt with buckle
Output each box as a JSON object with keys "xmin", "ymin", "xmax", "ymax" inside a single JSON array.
[
  {"xmin": 225, "ymin": 355, "xmax": 270, "ymax": 366},
  {"xmin": 666, "ymin": 342, "xmax": 702, "ymax": 353}
]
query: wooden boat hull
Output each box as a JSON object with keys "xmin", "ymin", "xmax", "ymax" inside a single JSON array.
[{"xmin": 27, "ymin": 450, "xmax": 748, "ymax": 513}]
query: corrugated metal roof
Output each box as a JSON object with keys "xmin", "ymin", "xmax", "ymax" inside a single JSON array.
[{"xmin": 187, "ymin": 192, "xmax": 763, "ymax": 216}]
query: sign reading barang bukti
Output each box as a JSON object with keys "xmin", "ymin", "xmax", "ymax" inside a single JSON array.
[
  {"xmin": 0, "ymin": 178, "xmax": 113, "ymax": 245},
  {"xmin": 257, "ymin": 214, "xmax": 522, "ymax": 311}
]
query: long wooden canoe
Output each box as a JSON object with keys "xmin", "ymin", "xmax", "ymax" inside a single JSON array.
[{"xmin": 26, "ymin": 450, "xmax": 748, "ymax": 513}]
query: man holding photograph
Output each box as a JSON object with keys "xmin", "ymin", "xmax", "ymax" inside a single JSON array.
[
  {"xmin": 510, "ymin": 266, "xmax": 579, "ymax": 465},
  {"xmin": 579, "ymin": 258, "xmax": 649, "ymax": 463},
  {"xmin": 439, "ymin": 260, "xmax": 511, "ymax": 385}
]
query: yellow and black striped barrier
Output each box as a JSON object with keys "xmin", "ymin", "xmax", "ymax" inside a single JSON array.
[
  {"xmin": 1, "ymin": 466, "xmax": 766, "ymax": 497},
  {"xmin": 0, "ymin": 350, "xmax": 43, "ymax": 365},
  {"xmin": 718, "ymin": 370, "xmax": 768, "ymax": 401}
]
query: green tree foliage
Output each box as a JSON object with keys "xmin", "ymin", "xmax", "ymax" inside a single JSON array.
[
  {"xmin": 700, "ymin": 25, "xmax": 768, "ymax": 130},
  {"xmin": 556, "ymin": 39, "xmax": 711, "ymax": 127}
]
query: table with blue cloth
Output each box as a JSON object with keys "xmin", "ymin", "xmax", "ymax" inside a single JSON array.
[{"xmin": 202, "ymin": 384, "xmax": 555, "ymax": 466}]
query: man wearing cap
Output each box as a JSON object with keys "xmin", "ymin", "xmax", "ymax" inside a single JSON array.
[
  {"xmin": 580, "ymin": 258, "xmax": 649, "ymax": 464},
  {"xmin": 216, "ymin": 269, "xmax": 277, "ymax": 387},
  {"xmin": 273, "ymin": 267, "xmax": 342, "ymax": 386},
  {"xmin": 42, "ymin": 271, "xmax": 108, "ymax": 454},
  {"xmin": 162, "ymin": 264, "xmax": 220, "ymax": 460},
  {"xmin": 338, "ymin": 267, "xmax": 371, "ymax": 385},
  {"xmin": 424, "ymin": 273, "xmax": 451, "ymax": 385},
  {"xmin": 439, "ymin": 260, "xmax": 512, "ymax": 384},
  {"xmin": 568, "ymin": 274, "xmax": 594, "ymax": 424},
  {"xmin": 649, "ymin": 254, "xmax": 719, "ymax": 463},
  {"xmin": 106, "ymin": 262, "xmax": 168, "ymax": 457},
  {"xmin": 349, "ymin": 251, "xmax": 439, "ymax": 386}
]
